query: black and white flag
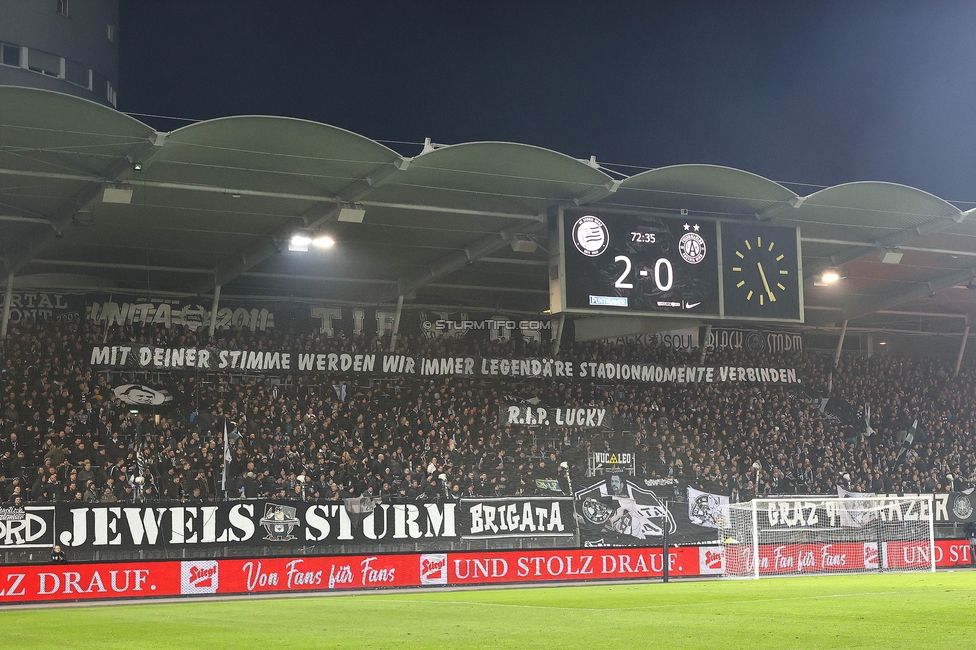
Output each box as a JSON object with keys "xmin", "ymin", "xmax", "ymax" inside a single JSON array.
[
  {"xmin": 837, "ymin": 486, "xmax": 878, "ymax": 527},
  {"xmin": 687, "ymin": 486, "xmax": 730, "ymax": 529},
  {"xmin": 896, "ymin": 418, "xmax": 918, "ymax": 460}
]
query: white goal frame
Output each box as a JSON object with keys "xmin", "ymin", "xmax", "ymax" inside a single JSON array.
[{"xmin": 719, "ymin": 495, "xmax": 936, "ymax": 579}]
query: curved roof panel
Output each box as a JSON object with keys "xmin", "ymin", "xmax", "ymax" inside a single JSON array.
[
  {"xmin": 2, "ymin": 87, "xmax": 976, "ymax": 331},
  {"xmin": 794, "ymin": 181, "xmax": 962, "ymax": 235},
  {"xmin": 151, "ymin": 116, "xmax": 403, "ymax": 198},
  {"xmin": 385, "ymin": 142, "xmax": 614, "ymax": 209},
  {"xmin": 606, "ymin": 164, "xmax": 797, "ymax": 218},
  {"xmin": 0, "ymin": 86, "xmax": 154, "ymax": 177}
]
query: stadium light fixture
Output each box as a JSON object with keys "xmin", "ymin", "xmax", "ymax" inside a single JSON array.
[
  {"xmin": 337, "ymin": 207, "xmax": 366, "ymax": 223},
  {"xmin": 815, "ymin": 269, "xmax": 842, "ymax": 286},
  {"xmin": 288, "ymin": 235, "xmax": 311, "ymax": 252},
  {"xmin": 879, "ymin": 249, "xmax": 903, "ymax": 264},
  {"xmin": 102, "ymin": 186, "xmax": 133, "ymax": 204},
  {"xmin": 511, "ymin": 234, "xmax": 538, "ymax": 253}
]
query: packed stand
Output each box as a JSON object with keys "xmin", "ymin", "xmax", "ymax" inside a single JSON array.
[{"xmin": 0, "ymin": 318, "xmax": 973, "ymax": 507}]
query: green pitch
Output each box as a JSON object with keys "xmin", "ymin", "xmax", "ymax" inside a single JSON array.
[{"xmin": 3, "ymin": 572, "xmax": 975, "ymax": 649}]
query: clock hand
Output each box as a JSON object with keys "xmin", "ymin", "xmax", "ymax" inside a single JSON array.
[{"xmin": 757, "ymin": 262, "xmax": 776, "ymax": 302}]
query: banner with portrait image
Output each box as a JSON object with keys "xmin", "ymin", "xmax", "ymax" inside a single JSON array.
[
  {"xmin": 687, "ymin": 487, "xmax": 730, "ymax": 529},
  {"xmin": 574, "ymin": 476, "xmax": 717, "ymax": 546}
]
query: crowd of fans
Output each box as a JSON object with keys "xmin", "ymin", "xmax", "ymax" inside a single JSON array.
[{"xmin": 0, "ymin": 317, "xmax": 974, "ymax": 508}]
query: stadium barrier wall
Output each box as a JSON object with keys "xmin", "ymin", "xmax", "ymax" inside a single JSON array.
[{"xmin": 0, "ymin": 540, "xmax": 970, "ymax": 605}]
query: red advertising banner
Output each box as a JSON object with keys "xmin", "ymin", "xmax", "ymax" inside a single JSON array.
[
  {"xmin": 0, "ymin": 561, "xmax": 181, "ymax": 603},
  {"xmin": 723, "ymin": 541, "xmax": 871, "ymax": 576},
  {"xmin": 887, "ymin": 539, "xmax": 972, "ymax": 569},
  {"xmin": 446, "ymin": 547, "xmax": 706, "ymax": 585},
  {"xmin": 0, "ymin": 540, "xmax": 969, "ymax": 605},
  {"xmin": 203, "ymin": 554, "xmax": 424, "ymax": 595},
  {"xmin": 724, "ymin": 539, "xmax": 972, "ymax": 576}
]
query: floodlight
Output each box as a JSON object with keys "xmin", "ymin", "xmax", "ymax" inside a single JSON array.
[
  {"xmin": 102, "ymin": 187, "xmax": 133, "ymax": 204},
  {"xmin": 288, "ymin": 235, "xmax": 311, "ymax": 252},
  {"xmin": 337, "ymin": 207, "xmax": 366, "ymax": 223},
  {"xmin": 312, "ymin": 235, "xmax": 335, "ymax": 248}
]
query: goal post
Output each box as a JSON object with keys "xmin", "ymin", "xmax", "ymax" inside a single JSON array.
[{"xmin": 719, "ymin": 495, "xmax": 935, "ymax": 579}]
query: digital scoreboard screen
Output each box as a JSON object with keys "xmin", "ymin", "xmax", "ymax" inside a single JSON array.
[
  {"xmin": 554, "ymin": 208, "xmax": 803, "ymax": 322},
  {"xmin": 560, "ymin": 209, "xmax": 721, "ymax": 316}
]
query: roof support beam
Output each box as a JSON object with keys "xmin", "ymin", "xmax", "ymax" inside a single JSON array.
[
  {"xmin": 426, "ymin": 282, "xmax": 547, "ymax": 295},
  {"xmin": 803, "ymin": 208, "xmax": 974, "ymax": 284},
  {"xmin": 194, "ymin": 159, "xmax": 409, "ymax": 295},
  {"xmin": 0, "ymin": 271, "xmax": 12, "ymax": 339},
  {"xmin": 0, "ymin": 167, "xmax": 545, "ymax": 221},
  {"xmin": 480, "ymin": 257, "xmax": 548, "ymax": 266},
  {"xmin": 1, "ymin": 133, "xmax": 166, "ymax": 275},
  {"xmin": 0, "ymin": 214, "xmax": 53, "ymax": 225},
  {"xmin": 806, "ymin": 266, "xmax": 976, "ymax": 326},
  {"xmin": 573, "ymin": 179, "xmax": 621, "ymax": 206},
  {"xmin": 360, "ymin": 200, "xmax": 543, "ymax": 221},
  {"xmin": 196, "ymin": 203, "xmax": 337, "ymax": 294},
  {"xmin": 395, "ymin": 219, "xmax": 543, "ymax": 298},
  {"xmin": 29, "ymin": 259, "xmax": 213, "ymax": 274},
  {"xmin": 803, "ymin": 237, "xmax": 976, "ymax": 259}
]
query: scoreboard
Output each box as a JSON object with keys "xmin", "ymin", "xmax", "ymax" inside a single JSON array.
[{"xmin": 551, "ymin": 208, "xmax": 803, "ymax": 322}]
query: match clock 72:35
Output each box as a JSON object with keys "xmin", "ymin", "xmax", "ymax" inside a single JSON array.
[{"xmin": 720, "ymin": 222, "xmax": 802, "ymax": 321}]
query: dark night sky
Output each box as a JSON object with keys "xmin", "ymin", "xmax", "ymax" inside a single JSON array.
[{"xmin": 119, "ymin": 1, "xmax": 976, "ymax": 203}]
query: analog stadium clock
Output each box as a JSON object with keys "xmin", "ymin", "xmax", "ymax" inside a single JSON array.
[{"xmin": 721, "ymin": 222, "xmax": 803, "ymax": 321}]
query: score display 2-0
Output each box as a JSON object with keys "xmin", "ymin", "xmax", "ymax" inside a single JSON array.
[
  {"xmin": 561, "ymin": 210, "xmax": 721, "ymax": 315},
  {"xmin": 556, "ymin": 209, "xmax": 803, "ymax": 322}
]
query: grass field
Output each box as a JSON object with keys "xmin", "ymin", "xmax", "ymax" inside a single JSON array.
[{"xmin": 2, "ymin": 572, "xmax": 975, "ymax": 649}]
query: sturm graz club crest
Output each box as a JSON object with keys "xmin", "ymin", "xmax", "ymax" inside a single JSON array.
[
  {"xmin": 575, "ymin": 476, "xmax": 676, "ymax": 545},
  {"xmin": 259, "ymin": 503, "xmax": 300, "ymax": 541},
  {"xmin": 952, "ymin": 494, "xmax": 974, "ymax": 520},
  {"xmin": 572, "ymin": 216, "xmax": 609, "ymax": 257}
]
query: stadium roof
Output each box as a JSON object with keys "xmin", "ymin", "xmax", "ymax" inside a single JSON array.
[{"xmin": 1, "ymin": 86, "xmax": 975, "ymax": 338}]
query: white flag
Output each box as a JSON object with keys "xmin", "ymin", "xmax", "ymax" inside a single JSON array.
[
  {"xmin": 688, "ymin": 486, "xmax": 730, "ymax": 528},
  {"xmin": 837, "ymin": 486, "xmax": 877, "ymax": 527},
  {"xmin": 864, "ymin": 404, "xmax": 875, "ymax": 438},
  {"xmin": 221, "ymin": 419, "xmax": 231, "ymax": 491}
]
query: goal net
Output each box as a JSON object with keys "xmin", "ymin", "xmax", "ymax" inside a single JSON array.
[{"xmin": 718, "ymin": 496, "xmax": 935, "ymax": 579}]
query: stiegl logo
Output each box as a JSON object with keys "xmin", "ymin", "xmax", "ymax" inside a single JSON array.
[
  {"xmin": 572, "ymin": 216, "xmax": 609, "ymax": 257},
  {"xmin": 181, "ymin": 560, "xmax": 219, "ymax": 594},
  {"xmin": 420, "ymin": 553, "xmax": 448, "ymax": 585}
]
